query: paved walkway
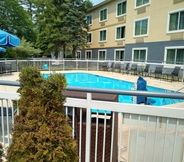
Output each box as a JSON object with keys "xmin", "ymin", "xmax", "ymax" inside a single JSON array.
[{"xmin": 0, "ymin": 70, "xmax": 184, "ymax": 108}]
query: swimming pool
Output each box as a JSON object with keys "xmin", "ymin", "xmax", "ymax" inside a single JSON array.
[{"xmin": 43, "ymin": 72, "xmax": 183, "ymax": 106}]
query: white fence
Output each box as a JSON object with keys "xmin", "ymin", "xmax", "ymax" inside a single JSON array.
[{"xmin": 0, "ymin": 90, "xmax": 184, "ymax": 162}]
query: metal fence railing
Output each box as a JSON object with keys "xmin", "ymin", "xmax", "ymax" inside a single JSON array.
[{"xmin": 0, "ymin": 88, "xmax": 184, "ymax": 162}]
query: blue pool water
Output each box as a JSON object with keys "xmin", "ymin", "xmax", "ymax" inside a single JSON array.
[{"xmin": 43, "ymin": 73, "xmax": 183, "ymax": 106}]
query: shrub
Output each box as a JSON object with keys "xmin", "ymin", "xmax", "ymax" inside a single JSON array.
[
  {"xmin": 0, "ymin": 144, "xmax": 3, "ymax": 162},
  {"xmin": 6, "ymin": 66, "xmax": 78, "ymax": 162},
  {"xmin": 65, "ymin": 53, "xmax": 73, "ymax": 58}
]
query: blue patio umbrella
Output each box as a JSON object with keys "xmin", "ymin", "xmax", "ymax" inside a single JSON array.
[
  {"xmin": 0, "ymin": 30, "xmax": 20, "ymax": 47},
  {"xmin": 0, "ymin": 47, "xmax": 6, "ymax": 52}
]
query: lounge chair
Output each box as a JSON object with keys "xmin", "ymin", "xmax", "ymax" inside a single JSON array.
[
  {"xmin": 143, "ymin": 64, "xmax": 150, "ymax": 77},
  {"xmin": 113, "ymin": 62, "xmax": 121, "ymax": 72},
  {"xmin": 165, "ymin": 66, "xmax": 181, "ymax": 82},
  {"xmin": 130, "ymin": 63, "xmax": 138, "ymax": 75},
  {"xmin": 120, "ymin": 63, "xmax": 130, "ymax": 74},
  {"xmin": 150, "ymin": 65, "xmax": 163, "ymax": 79}
]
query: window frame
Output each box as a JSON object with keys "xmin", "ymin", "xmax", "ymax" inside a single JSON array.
[
  {"xmin": 134, "ymin": 0, "xmax": 150, "ymax": 9},
  {"xmin": 87, "ymin": 14, "xmax": 93, "ymax": 26},
  {"xmin": 87, "ymin": 32, "xmax": 92, "ymax": 44},
  {"xmin": 132, "ymin": 48, "xmax": 148, "ymax": 62},
  {"xmin": 114, "ymin": 49, "xmax": 125, "ymax": 61},
  {"xmin": 99, "ymin": 29, "xmax": 107, "ymax": 42},
  {"xmin": 76, "ymin": 50, "xmax": 81, "ymax": 59},
  {"xmin": 164, "ymin": 46, "xmax": 184, "ymax": 65},
  {"xmin": 115, "ymin": 25, "xmax": 126, "ymax": 40},
  {"xmin": 133, "ymin": 17, "xmax": 150, "ymax": 37},
  {"xmin": 167, "ymin": 9, "xmax": 184, "ymax": 34},
  {"xmin": 98, "ymin": 50, "xmax": 107, "ymax": 60},
  {"xmin": 85, "ymin": 50, "xmax": 92, "ymax": 60},
  {"xmin": 116, "ymin": 0, "xmax": 127, "ymax": 17},
  {"xmin": 99, "ymin": 7, "xmax": 108, "ymax": 22}
]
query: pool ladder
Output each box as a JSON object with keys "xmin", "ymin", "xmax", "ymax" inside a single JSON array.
[{"xmin": 163, "ymin": 86, "xmax": 184, "ymax": 105}]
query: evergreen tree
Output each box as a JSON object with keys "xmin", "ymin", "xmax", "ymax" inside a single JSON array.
[
  {"xmin": 35, "ymin": 0, "xmax": 93, "ymax": 57},
  {"xmin": 6, "ymin": 67, "xmax": 78, "ymax": 162}
]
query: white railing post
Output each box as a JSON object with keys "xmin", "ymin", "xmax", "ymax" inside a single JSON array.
[
  {"xmin": 87, "ymin": 60, "xmax": 88, "ymax": 71},
  {"xmin": 97, "ymin": 60, "xmax": 99, "ymax": 71},
  {"xmin": 63, "ymin": 59, "xmax": 65, "ymax": 71},
  {"xmin": 85, "ymin": 93, "xmax": 92, "ymax": 162},
  {"xmin": 49, "ymin": 59, "xmax": 51, "ymax": 72}
]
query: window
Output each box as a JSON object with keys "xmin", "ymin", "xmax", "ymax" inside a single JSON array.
[
  {"xmin": 133, "ymin": 48, "xmax": 147, "ymax": 62},
  {"xmin": 99, "ymin": 29, "xmax": 107, "ymax": 42},
  {"xmin": 134, "ymin": 18, "xmax": 149, "ymax": 37},
  {"xmin": 117, "ymin": 1, "xmax": 127, "ymax": 17},
  {"xmin": 85, "ymin": 50, "xmax": 92, "ymax": 59},
  {"xmin": 135, "ymin": 0, "xmax": 149, "ymax": 8},
  {"xmin": 87, "ymin": 33, "xmax": 92, "ymax": 43},
  {"xmin": 98, "ymin": 50, "xmax": 106, "ymax": 60},
  {"xmin": 168, "ymin": 9, "xmax": 184, "ymax": 33},
  {"xmin": 165, "ymin": 47, "xmax": 184, "ymax": 64},
  {"xmin": 87, "ymin": 14, "xmax": 92, "ymax": 25},
  {"xmin": 116, "ymin": 26, "xmax": 125, "ymax": 40},
  {"xmin": 76, "ymin": 51, "xmax": 81, "ymax": 59},
  {"xmin": 115, "ymin": 49, "xmax": 125, "ymax": 61},
  {"xmin": 99, "ymin": 8, "xmax": 107, "ymax": 22}
]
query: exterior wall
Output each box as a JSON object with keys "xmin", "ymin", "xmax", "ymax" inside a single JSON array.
[
  {"xmin": 85, "ymin": 0, "xmax": 184, "ymax": 63},
  {"xmin": 88, "ymin": 0, "xmax": 126, "ymax": 49},
  {"xmin": 126, "ymin": 0, "xmax": 184, "ymax": 44},
  {"xmin": 83, "ymin": 46, "xmax": 125, "ymax": 60},
  {"xmin": 125, "ymin": 40, "xmax": 184, "ymax": 63}
]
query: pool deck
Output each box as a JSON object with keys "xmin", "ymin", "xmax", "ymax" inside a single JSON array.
[{"xmin": 0, "ymin": 70, "xmax": 184, "ymax": 108}]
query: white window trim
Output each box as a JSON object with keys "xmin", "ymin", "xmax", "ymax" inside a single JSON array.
[
  {"xmin": 166, "ymin": 8, "xmax": 184, "ymax": 34},
  {"xmin": 164, "ymin": 46, "xmax": 184, "ymax": 64},
  {"xmin": 76, "ymin": 50, "xmax": 81, "ymax": 59},
  {"xmin": 98, "ymin": 49, "xmax": 107, "ymax": 60},
  {"xmin": 87, "ymin": 13, "xmax": 93, "ymax": 26},
  {"xmin": 85, "ymin": 50, "xmax": 92, "ymax": 60},
  {"xmin": 116, "ymin": 0, "xmax": 126, "ymax": 18},
  {"xmin": 132, "ymin": 47, "xmax": 148, "ymax": 62},
  {"xmin": 87, "ymin": 32, "xmax": 92, "ymax": 44},
  {"xmin": 99, "ymin": 28, "xmax": 107, "ymax": 42},
  {"xmin": 115, "ymin": 25, "xmax": 126, "ymax": 41},
  {"xmin": 99, "ymin": 7, "xmax": 108, "ymax": 22},
  {"xmin": 134, "ymin": 0, "xmax": 151, "ymax": 9},
  {"xmin": 114, "ymin": 49, "xmax": 125, "ymax": 61},
  {"xmin": 133, "ymin": 17, "xmax": 150, "ymax": 38}
]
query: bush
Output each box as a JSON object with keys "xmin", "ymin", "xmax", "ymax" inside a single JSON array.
[
  {"xmin": 0, "ymin": 144, "xmax": 3, "ymax": 162},
  {"xmin": 7, "ymin": 66, "xmax": 78, "ymax": 162},
  {"xmin": 65, "ymin": 53, "xmax": 73, "ymax": 58}
]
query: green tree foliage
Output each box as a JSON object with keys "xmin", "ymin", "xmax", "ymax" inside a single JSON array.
[
  {"xmin": 0, "ymin": 0, "xmax": 36, "ymax": 42},
  {"xmin": 35, "ymin": 0, "xmax": 93, "ymax": 57},
  {"xmin": 18, "ymin": 0, "xmax": 37, "ymax": 21},
  {"xmin": 6, "ymin": 67, "xmax": 78, "ymax": 162},
  {"xmin": 0, "ymin": 38, "xmax": 42, "ymax": 59},
  {"xmin": 14, "ymin": 37, "xmax": 42, "ymax": 59},
  {"xmin": 0, "ymin": 48, "xmax": 16, "ymax": 59},
  {"xmin": 0, "ymin": 144, "xmax": 3, "ymax": 162}
]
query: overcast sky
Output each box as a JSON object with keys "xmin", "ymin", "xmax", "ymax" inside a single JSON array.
[{"xmin": 91, "ymin": 0, "xmax": 104, "ymax": 5}]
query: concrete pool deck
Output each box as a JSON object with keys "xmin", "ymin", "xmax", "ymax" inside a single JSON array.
[{"xmin": 0, "ymin": 71, "xmax": 184, "ymax": 108}]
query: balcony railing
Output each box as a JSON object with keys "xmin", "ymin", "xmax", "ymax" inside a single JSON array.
[{"xmin": 0, "ymin": 84, "xmax": 184, "ymax": 162}]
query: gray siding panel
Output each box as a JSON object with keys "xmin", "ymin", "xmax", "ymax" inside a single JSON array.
[
  {"xmin": 125, "ymin": 40, "xmax": 184, "ymax": 63},
  {"xmin": 82, "ymin": 40, "xmax": 184, "ymax": 61}
]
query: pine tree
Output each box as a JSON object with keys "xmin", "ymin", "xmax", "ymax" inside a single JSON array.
[{"xmin": 6, "ymin": 66, "xmax": 78, "ymax": 162}]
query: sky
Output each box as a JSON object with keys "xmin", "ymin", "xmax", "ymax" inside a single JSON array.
[{"xmin": 91, "ymin": 0, "xmax": 105, "ymax": 5}]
